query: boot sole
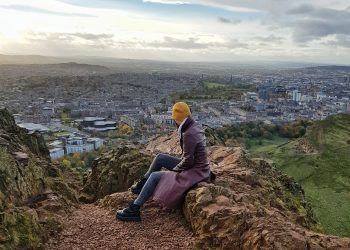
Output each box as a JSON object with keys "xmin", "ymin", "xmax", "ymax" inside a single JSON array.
[{"xmin": 116, "ymin": 213, "xmax": 141, "ymax": 222}]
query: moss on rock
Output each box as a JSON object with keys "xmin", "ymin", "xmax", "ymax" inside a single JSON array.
[{"xmin": 81, "ymin": 146, "xmax": 153, "ymax": 202}]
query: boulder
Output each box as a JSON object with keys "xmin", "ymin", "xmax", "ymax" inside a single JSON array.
[
  {"xmin": 145, "ymin": 133, "xmax": 350, "ymax": 249},
  {"xmin": 81, "ymin": 146, "xmax": 153, "ymax": 202}
]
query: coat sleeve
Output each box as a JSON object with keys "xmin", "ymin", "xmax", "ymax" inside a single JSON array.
[{"xmin": 173, "ymin": 133, "xmax": 197, "ymax": 171}]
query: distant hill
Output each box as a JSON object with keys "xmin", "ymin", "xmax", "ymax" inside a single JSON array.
[
  {"xmin": 251, "ymin": 114, "xmax": 350, "ymax": 236},
  {"xmin": 0, "ymin": 54, "xmax": 70, "ymax": 64},
  {"xmin": 0, "ymin": 54, "xmax": 325, "ymax": 73},
  {"xmin": 308, "ymin": 65, "xmax": 350, "ymax": 71},
  {"xmin": 0, "ymin": 62, "xmax": 110, "ymax": 77}
]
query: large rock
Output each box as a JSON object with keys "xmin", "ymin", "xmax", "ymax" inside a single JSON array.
[
  {"xmin": 0, "ymin": 109, "xmax": 79, "ymax": 249},
  {"xmin": 146, "ymin": 134, "xmax": 350, "ymax": 249},
  {"xmin": 81, "ymin": 146, "xmax": 153, "ymax": 202}
]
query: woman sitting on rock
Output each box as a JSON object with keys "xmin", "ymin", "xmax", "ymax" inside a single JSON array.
[{"xmin": 116, "ymin": 102, "xmax": 211, "ymax": 221}]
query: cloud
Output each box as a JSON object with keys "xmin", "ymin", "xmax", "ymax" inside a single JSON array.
[
  {"xmin": 21, "ymin": 31, "xmax": 251, "ymax": 52},
  {"xmin": 253, "ymin": 35, "xmax": 284, "ymax": 44},
  {"xmin": 145, "ymin": 36, "xmax": 249, "ymax": 50},
  {"xmin": 286, "ymin": 4, "xmax": 350, "ymax": 20},
  {"xmin": 218, "ymin": 17, "xmax": 241, "ymax": 25},
  {"xmin": 0, "ymin": 4, "xmax": 96, "ymax": 17},
  {"xmin": 281, "ymin": 4, "xmax": 350, "ymax": 46},
  {"xmin": 25, "ymin": 32, "xmax": 115, "ymax": 49},
  {"xmin": 143, "ymin": 0, "xmax": 189, "ymax": 4},
  {"xmin": 324, "ymin": 35, "xmax": 350, "ymax": 48},
  {"xmin": 147, "ymin": 36, "xmax": 210, "ymax": 49},
  {"xmin": 286, "ymin": 4, "xmax": 314, "ymax": 15},
  {"xmin": 292, "ymin": 20, "xmax": 350, "ymax": 43}
]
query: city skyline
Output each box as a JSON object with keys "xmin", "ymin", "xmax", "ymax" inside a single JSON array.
[{"xmin": 0, "ymin": 0, "xmax": 350, "ymax": 64}]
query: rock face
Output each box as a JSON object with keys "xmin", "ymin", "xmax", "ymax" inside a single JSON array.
[
  {"xmin": 146, "ymin": 133, "xmax": 350, "ymax": 249},
  {"xmin": 81, "ymin": 146, "xmax": 153, "ymax": 202},
  {"xmin": 0, "ymin": 109, "xmax": 79, "ymax": 249}
]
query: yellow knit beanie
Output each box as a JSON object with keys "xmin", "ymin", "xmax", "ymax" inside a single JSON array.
[{"xmin": 172, "ymin": 102, "xmax": 191, "ymax": 123}]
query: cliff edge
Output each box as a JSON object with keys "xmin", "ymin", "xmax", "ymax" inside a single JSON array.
[{"xmin": 0, "ymin": 109, "xmax": 79, "ymax": 249}]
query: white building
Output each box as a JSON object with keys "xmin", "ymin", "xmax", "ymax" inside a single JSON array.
[
  {"xmin": 87, "ymin": 138, "xmax": 104, "ymax": 150},
  {"xmin": 66, "ymin": 143, "xmax": 94, "ymax": 154},
  {"xmin": 292, "ymin": 90, "xmax": 302, "ymax": 102},
  {"xmin": 151, "ymin": 112, "xmax": 175, "ymax": 125},
  {"xmin": 50, "ymin": 148, "xmax": 65, "ymax": 160}
]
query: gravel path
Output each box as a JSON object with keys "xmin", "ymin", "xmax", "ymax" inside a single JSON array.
[{"xmin": 46, "ymin": 204, "xmax": 195, "ymax": 250}]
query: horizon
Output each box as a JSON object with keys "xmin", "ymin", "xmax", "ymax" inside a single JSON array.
[
  {"xmin": 1, "ymin": 53, "xmax": 350, "ymax": 67},
  {"xmin": 0, "ymin": 0, "xmax": 350, "ymax": 65}
]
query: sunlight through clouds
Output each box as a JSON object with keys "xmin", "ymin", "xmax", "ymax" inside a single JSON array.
[{"xmin": 0, "ymin": 0, "xmax": 349, "ymax": 63}]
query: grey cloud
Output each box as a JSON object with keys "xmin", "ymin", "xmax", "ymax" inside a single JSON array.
[
  {"xmin": 218, "ymin": 17, "xmax": 241, "ymax": 24},
  {"xmin": 286, "ymin": 4, "xmax": 350, "ymax": 20},
  {"xmin": 147, "ymin": 36, "xmax": 211, "ymax": 49},
  {"xmin": 73, "ymin": 33, "xmax": 114, "ymax": 40},
  {"xmin": 25, "ymin": 32, "xmax": 115, "ymax": 49},
  {"xmin": 0, "ymin": 4, "xmax": 96, "ymax": 17},
  {"xmin": 23, "ymin": 32, "xmax": 251, "ymax": 51},
  {"xmin": 141, "ymin": 36, "xmax": 249, "ymax": 50},
  {"xmin": 253, "ymin": 35, "xmax": 284, "ymax": 44},
  {"xmin": 292, "ymin": 19, "xmax": 350, "ymax": 43},
  {"xmin": 282, "ymin": 4, "xmax": 350, "ymax": 46},
  {"xmin": 286, "ymin": 4, "xmax": 314, "ymax": 15},
  {"xmin": 324, "ymin": 35, "xmax": 350, "ymax": 48}
]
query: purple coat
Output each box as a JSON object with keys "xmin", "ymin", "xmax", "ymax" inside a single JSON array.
[{"xmin": 152, "ymin": 116, "xmax": 211, "ymax": 209}]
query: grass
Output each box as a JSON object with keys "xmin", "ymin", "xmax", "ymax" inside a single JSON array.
[
  {"xmin": 248, "ymin": 135, "xmax": 290, "ymax": 154},
  {"xmin": 172, "ymin": 81, "xmax": 255, "ymax": 102},
  {"xmin": 249, "ymin": 114, "xmax": 350, "ymax": 237}
]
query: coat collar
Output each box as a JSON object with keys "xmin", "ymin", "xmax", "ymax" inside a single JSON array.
[
  {"xmin": 177, "ymin": 117, "xmax": 188, "ymax": 136},
  {"xmin": 179, "ymin": 116, "xmax": 195, "ymax": 135}
]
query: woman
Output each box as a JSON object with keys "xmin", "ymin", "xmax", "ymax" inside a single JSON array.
[{"xmin": 116, "ymin": 102, "xmax": 211, "ymax": 221}]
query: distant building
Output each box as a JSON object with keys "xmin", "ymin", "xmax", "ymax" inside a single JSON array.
[
  {"xmin": 301, "ymin": 95, "xmax": 313, "ymax": 102},
  {"xmin": 151, "ymin": 112, "xmax": 175, "ymax": 126},
  {"xmin": 17, "ymin": 123, "xmax": 50, "ymax": 133},
  {"xmin": 243, "ymin": 92, "xmax": 258, "ymax": 102},
  {"xmin": 64, "ymin": 137, "xmax": 94, "ymax": 154},
  {"xmin": 87, "ymin": 138, "xmax": 104, "ymax": 150},
  {"xmin": 316, "ymin": 93, "xmax": 327, "ymax": 102},
  {"xmin": 50, "ymin": 148, "xmax": 65, "ymax": 160},
  {"xmin": 292, "ymin": 90, "xmax": 302, "ymax": 102},
  {"xmin": 78, "ymin": 117, "xmax": 117, "ymax": 132}
]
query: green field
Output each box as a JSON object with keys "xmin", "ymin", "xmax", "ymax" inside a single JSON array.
[
  {"xmin": 250, "ymin": 114, "xmax": 350, "ymax": 236},
  {"xmin": 172, "ymin": 81, "xmax": 255, "ymax": 101}
]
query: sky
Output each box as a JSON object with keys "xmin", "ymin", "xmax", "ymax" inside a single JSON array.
[{"xmin": 0, "ymin": 0, "xmax": 350, "ymax": 64}]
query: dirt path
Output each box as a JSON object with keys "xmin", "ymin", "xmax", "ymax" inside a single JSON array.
[{"xmin": 46, "ymin": 204, "xmax": 195, "ymax": 250}]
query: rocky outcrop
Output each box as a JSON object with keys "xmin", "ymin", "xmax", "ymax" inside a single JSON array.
[
  {"xmin": 203, "ymin": 124, "xmax": 226, "ymax": 146},
  {"xmin": 145, "ymin": 133, "xmax": 350, "ymax": 249},
  {"xmin": 80, "ymin": 147, "xmax": 153, "ymax": 202},
  {"xmin": 0, "ymin": 109, "xmax": 79, "ymax": 249}
]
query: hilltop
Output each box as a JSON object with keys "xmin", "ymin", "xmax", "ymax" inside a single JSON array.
[
  {"xmin": 0, "ymin": 62, "xmax": 110, "ymax": 78},
  {"xmin": 250, "ymin": 114, "xmax": 350, "ymax": 236},
  {"xmin": 50, "ymin": 130, "xmax": 350, "ymax": 249},
  {"xmin": 1, "ymin": 109, "xmax": 350, "ymax": 249}
]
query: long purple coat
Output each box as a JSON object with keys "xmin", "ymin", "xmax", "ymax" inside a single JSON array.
[{"xmin": 152, "ymin": 116, "xmax": 211, "ymax": 209}]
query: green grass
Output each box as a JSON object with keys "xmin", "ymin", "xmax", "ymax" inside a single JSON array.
[
  {"xmin": 54, "ymin": 131, "xmax": 70, "ymax": 137},
  {"xmin": 172, "ymin": 81, "xmax": 255, "ymax": 102},
  {"xmin": 203, "ymin": 81, "xmax": 227, "ymax": 89},
  {"xmin": 248, "ymin": 135, "xmax": 290, "ymax": 154},
  {"xmin": 249, "ymin": 114, "xmax": 350, "ymax": 236}
]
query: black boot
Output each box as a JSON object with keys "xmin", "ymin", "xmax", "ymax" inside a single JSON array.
[
  {"xmin": 116, "ymin": 203, "xmax": 141, "ymax": 222},
  {"xmin": 130, "ymin": 177, "xmax": 147, "ymax": 194}
]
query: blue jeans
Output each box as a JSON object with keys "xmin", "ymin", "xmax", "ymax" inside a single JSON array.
[{"xmin": 134, "ymin": 153, "xmax": 181, "ymax": 207}]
